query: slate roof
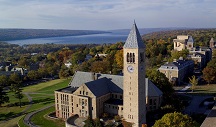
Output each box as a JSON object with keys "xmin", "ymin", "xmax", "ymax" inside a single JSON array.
[
  {"xmin": 187, "ymin": 36, "xmax": 194, "ymax": 43},
  {"xmin": 123, "ymin": 23, "xmax": 145, "ymax": 49},
  {"xmin": 66, "ymin": 71, "xmax": 162, "ymax": 98},
  {"xmin": 159, "ymin": 60, "xmax": 194, "ymax": 70},
  {"xmin": 146, "ymin": 78, "xmax": 163, "ymax": 97}
]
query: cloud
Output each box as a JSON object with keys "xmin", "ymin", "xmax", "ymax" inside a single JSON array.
[{"xmin": 0, "ymin": 0, "xmax": 216, "ymax": 29}]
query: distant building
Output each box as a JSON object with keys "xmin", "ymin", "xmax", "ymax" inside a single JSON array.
[
  {"xmin": 64, "ymin": 62, "xmax": 72, "ymax": 68},
  {"xmin": 158, "ymin": 58, "xmax": 194, "ymax": 85},
  {"xmin": 173, "ymin": 35, "xmax": 212, "ymax": 69},
  {"xmin": 187, "ymin": 52, "xmax": 206, "ymax": 69},
  {"xmin": 173, "ymin": 35, "xmax": 194, "ymax": 51},
  {"xmin": 95, "ymin": 53, "xmax": 107, "ymax": 58},
  {"xmin": 209, "ymin": 37, "xmax": 215, "ymax": 48}
]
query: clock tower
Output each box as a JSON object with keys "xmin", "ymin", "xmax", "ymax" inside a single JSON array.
[{"xmin": 123, "ymin": 22, "xmax": 146, "ymax": 127}]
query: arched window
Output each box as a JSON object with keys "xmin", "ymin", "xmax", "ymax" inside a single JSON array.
[
  {"xmin": 132, "ymin": 53, "xmax": 135, "ymax": 63},
  {"xmin": 127, "ymin": 53, "xmax": 129, "ymax": 62},
  {"xmin": 130, "ymin": 53, "xmax": 132, "ymax": 62}
]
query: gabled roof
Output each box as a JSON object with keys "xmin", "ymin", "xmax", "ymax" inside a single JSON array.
[
  {"xmin": 67, "ymin": 71, "xmax": 162, "ymax": 98},
  {"xmin": 85, "ymin": 77, "xmax": 110, "ymax": 97},
  {"xmin": 123, "ymin": 23, "xmax": 145, "ymax": 49},
  {"xmin": 146, "ymin": 79, "xmax": 163, "ymax": 97}
]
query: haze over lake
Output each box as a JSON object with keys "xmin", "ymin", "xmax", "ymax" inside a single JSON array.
[{"xmin": 7, "ymin": 32, "xmax": 128, "ymax": 45}]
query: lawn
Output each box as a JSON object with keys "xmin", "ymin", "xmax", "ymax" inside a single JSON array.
[
  {"xmin": 0, "ymin": 92, "xmax": 28, "ymax": 120},
  {"xmin": 189, "ymin": 84, "xmax": 216, "ymax": 95},
  {"xmin": 31, "ymin": 106, "xmax": 65, "ymax": 127},
  {"xmin": 0, "ymin": 78, "xmax": 71, "ymax": 127}
]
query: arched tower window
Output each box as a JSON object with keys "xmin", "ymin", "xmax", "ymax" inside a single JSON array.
[
  {"xmin": 130, "ymin": 53, "xmax": 132, "ymax": 63},
  {"xmin": 127, "ymin": 52, "xmax": 135, "ymax": 63},
  {"xmin": 132, "ymin": 53, "xmax": 135, "ymax": 63},
  {"xmin": 127, "ymin": 53, "xmax": 130, "ymax": 62}
]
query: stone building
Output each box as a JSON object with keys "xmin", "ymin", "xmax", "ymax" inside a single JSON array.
[
  {"xmin": 173, "ymin": 35, "xmax": 212, "ymax": 69},
  {"xmin": 55, "ymin": 23, "xmax": 163, "ymax": 127},
  {"xmin": 209, "ymin": 37, "xmax": 215, "ymax": 48},
  {"xmin": 158, "ymin": 58, "xmax": 194, "ymax": 85},
  {"xmin": 173, "ymin": 35, "xmax": 194, "ymax": 51}
]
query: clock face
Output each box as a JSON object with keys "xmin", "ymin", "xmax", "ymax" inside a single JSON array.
[{"xmin": 127, "ymin": 65, "xmax": 134, "ymax": 73}]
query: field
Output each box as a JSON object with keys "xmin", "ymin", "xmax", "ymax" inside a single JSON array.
[{"xmin": 0, "ymin": 78, "xmax": 70, "ymax": 127}]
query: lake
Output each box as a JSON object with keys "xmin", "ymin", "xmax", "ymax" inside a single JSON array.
[{"xmin": 7, "ymin": 33, "xmax": 128, "ymax": 45}]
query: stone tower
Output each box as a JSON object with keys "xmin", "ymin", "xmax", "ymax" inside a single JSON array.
[
  {"xmin": 123, "ymin": 23, "xmax": 146, "ymax": 127},
  {"xmin": 210, "ymin": 37, "xmax": 215, "ymax": 48},
  {"xmin": 186, "ymin": 36, "xmax": 194, "ymax": 50}
]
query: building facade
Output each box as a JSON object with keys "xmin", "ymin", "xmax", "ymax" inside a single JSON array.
[
  {"xmin": 173, "ymin": 35, "xmax": 194, "ymax": 51},
  {"xmin": 158, "ymin": 59, "xmax": 194, "ymax": 85}
]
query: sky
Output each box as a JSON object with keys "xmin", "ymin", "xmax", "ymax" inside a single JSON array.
[{"xmin": 0, "ymin": 0, "xmax": 216, "ymax": 30}]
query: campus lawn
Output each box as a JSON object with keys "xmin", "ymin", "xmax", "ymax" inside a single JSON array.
[
  {"xmin": 31, "ymin": 106, "xmax": 65, "ymax": 127},
  {"xmin": 0, "ymin": 78, "xmax": 70, "ymax": 127},
  {"xmin": 189, "ymin": 84, "xmax": 216, "ymax": 96},
  {"xmin": 0, "ymin": 115, "xmax": 24, "ymax": 127},
  {"xmin": 0, "ymin": 92, "xmax": 28, "ymax": 120}
]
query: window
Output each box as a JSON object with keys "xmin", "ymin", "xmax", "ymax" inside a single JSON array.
[
  {"xmin": 86, "ymin": 92, "xmax": 88, "ymax": 95},
  {"xmin": 127, "ymin": 52, "xmax": 135, "ymax": 63},
  {"xmin": 127, "ymin": 53, "xmax": 130, "ymax": 62},
  {"xmin": 80, "ymin": 91, "xmax": 81, "ymax": 94}
]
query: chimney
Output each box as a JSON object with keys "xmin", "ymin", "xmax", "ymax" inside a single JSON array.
[{"xmin": 173, "ymin": 59, "xmax": 177, "ymax": 62}]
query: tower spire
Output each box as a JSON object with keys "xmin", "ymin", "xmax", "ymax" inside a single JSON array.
[{"xmin": 123, "ymin": 23, "xmax": 145, "ymax": 49}]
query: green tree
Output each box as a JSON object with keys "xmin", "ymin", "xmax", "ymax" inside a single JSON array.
[
  {"xmin": 11, "ymin": 84, "xmax": 23, "ymax": 108},
  {"xmin": 146, "ymin": 69, "xmax": 174, "ymax": 96},
  {"xmin": 94, "ymin": 118, "xmax": 103, "ymax": 127},
  {"xmin": 153, "ymin": 112, "xmax": 199, "ymax": 127},
  {"xmin": 0, "ymin": 75, "xmax": 9, "ymax": 87},
  {"xmin": 84, "ymin": 116, "xmax": 95, "ymax": 127},
  {"xmin": 0, "ymin": 87, "xmax": 9, "ymax": 107},
  {"xmin": 189, "ymin": 75, "xmax": 198, "ymax": 92},
  {"xmin": 59, "ymin": 65, "xmax": 70, "ymax": 79},
  {"xmin": 27, "ymin": 70, "xmax": 40, "ymax": 80},
  {"xmin": 9, "ymin": 73, "xmax": 22, "ymax": 84}
]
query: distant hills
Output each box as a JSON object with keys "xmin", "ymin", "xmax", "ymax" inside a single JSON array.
[{"xmin": 0, "ymin": 29, "xmax": 109, "ymax": 41}]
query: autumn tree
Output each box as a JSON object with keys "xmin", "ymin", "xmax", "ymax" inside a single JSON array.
[
  {"xmin": 27, "ymin": 70, "xmax": 40, "ymax": 80},
  {"xmin": 202, "ymin": 67, "xmax": 216, "ymax": 85},
  {"xmin": 189, "ymin": 75, "xmax": 198, "ymax": 92},
  {"xmin": 114, "ymin": 49, "xmax": 123, "ymax": 69},
  {"xmin": 59, "ymin": 65, "xmax": 70, "ymax": 79},
  {"xmin": 90, "ymin": 60, "xmax": 110, "ymax": 74},
  {"xmin": 153, "ymin": 112, "xmax": 199, "ymax": 127}
]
